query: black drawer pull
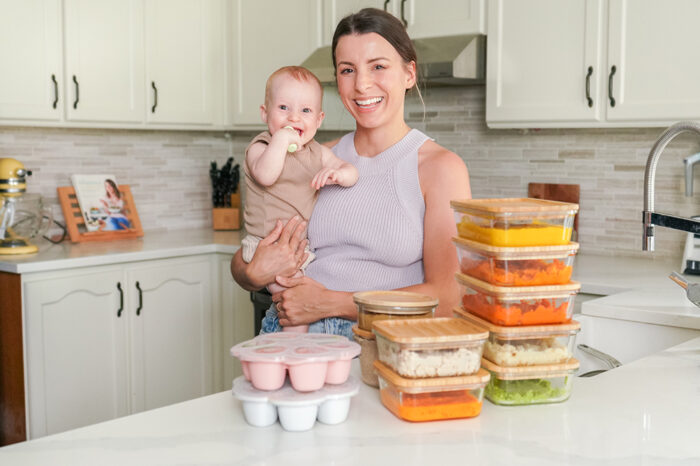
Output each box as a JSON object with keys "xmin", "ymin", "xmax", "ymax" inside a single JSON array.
[
  {"xmin": 585, "ymin": 66, "xmax": 593, "ymax": 108},
  {"xmin": 51, "ymin": 74, "xmax": 58, "ymax": 109},
  {"xmin": 608, "ymin": 65, "xmax": 616, "ymax": 107},
  {"xmin": 136, "ymin": 281, "xmax": 143, "ymax": 316},
  {"xmin": 116, "ymin": 282, "xmax": 124, "ymax": 317},
  {"xmin": 72, "ymin": 75, "xmax": 79, "ymax": 109},
  {"xmin": 151, "ymin": 81, "xmax": 158, "ymax": 113}
]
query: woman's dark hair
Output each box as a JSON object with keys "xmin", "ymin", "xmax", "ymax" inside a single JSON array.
[
  {"xmin": 105, "ymin": 179, "xmax": 121, "ymax": 199},
  {"xmin": 332, "ymin": 8, "xmax": 418, "ymax": 89}
]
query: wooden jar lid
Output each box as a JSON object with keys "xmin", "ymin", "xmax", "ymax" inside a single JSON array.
[
  {"xmin": 456, "ymin": 272, "xmax": 581, "ymax": 299},
  {"xmin": 374, "ymin": 360, "xmax": 490, "ymax": 389},
  {"xmin": 372, "ymin": 317, "xmax": 488, "ymax": 344},
  {"xmin": 450, "ymin": 197, "xmax": 579, "ymax": 214},
  {"xmin": 453, "ymin": 307, "xmax": 580, "ymax": 337},
  {"xmin": 351, "ymin": 325, "xmax": 375, "ymax": 340},
  {"xmin": 353, "ymin": 290, "xmax": 438, "ymax": 314},
  {"xmin": 481, "ymin": 357, "xmax": 580, "ymax": 380}
]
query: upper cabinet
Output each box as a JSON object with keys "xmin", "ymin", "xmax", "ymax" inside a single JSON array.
[
  {"xmin": 402, "ymin": 0, "xmax": 486, "ymax": 38},
  {"xmin": 0, "ymin": 0, "xmax": 63, "ymax": 121},
  {"xmin": 487, "ymin": 0, "xmax": 700, "ymax": 128},
  {"xmin": 64, "ymin": 0, "xmax": 145, "ymax": 123},
  {"xmin": 145, "ymin": 0, "xmax": 224, "ymax": 126}
]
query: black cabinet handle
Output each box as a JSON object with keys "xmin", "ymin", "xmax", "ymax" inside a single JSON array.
[
  {"xmin": 116, "ymin": 282, "xmax": 124, "ymax": 317},
  {"xmin": 608, "ymin": 65, "xmax": 616, "ymax": 107},
  {"xmin": 585, "ymin": 66, "xmax": 593, "ymax": 108},
  {"xmin": 72, "ymin": 75, "xmax": 79, "ymax": 109},
  {"xmin": 136, "ymin": 281, "xmax": 143, "ymax": 316},
  {"xmin": 383, "ymin": 0, "xmax": 389, "ymax": 11},
  {"xmin": 51, "ymin": 74, "xmax": 58, "ymax": 109},
  {"xmin": 151, "ymin": 81, "xmax": 157, "ymax": 113},
  {"xmin": 400, "ymin": 0, "xmax": 407, "ymax": 26}
]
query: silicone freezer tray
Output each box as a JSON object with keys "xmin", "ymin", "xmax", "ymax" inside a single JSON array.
[
  {"xmin": 232, "ymin": 375, "xmax": 360, "ymax": 431},
  {"xmin": 230, "ymin": 333, "xmax": 361, "ymax": 392}
]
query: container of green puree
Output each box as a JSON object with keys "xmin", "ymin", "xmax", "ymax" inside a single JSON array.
[{"xmin": 481, "ymin": 358, "xmax": 579, "ymax": 405}]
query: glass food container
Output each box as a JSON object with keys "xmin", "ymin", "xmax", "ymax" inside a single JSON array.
[
  {"xmin": 453, "ymin": 237, "xmax": 579, "ymax": 287},
  {"xmin": 481, "ymin": 358, "xmax": 579, "ymax": 406},
  {"xmin": 456, "ymin": 272, "xmax": 580, "ymax": 326},
  {"xmin": 353, "ymin": 290, "xmax": 438, "ymax": 332},
  {"xmin": 352, "ymin": 325, "xmax": 379, "ymax": 387},
  {"xmin": 374, "ymin": 360, "xmax": 490, "ymax": 422},
  {"xmin": 453, "ymin": 308, "xmax": 580, "ymax": 367},
  {"xmin": 450, "ymin": 198, "xmax": 579, "ymax": 247},
  {"xmin": 372, "ymin": 317, "xmax": 488, "ymax": 378}
]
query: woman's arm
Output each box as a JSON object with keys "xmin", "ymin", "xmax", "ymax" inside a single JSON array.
[
  {"xmin": 230, "ymin": 217, "xmax": 309, "ymax": 291},
  {"xmin": 399, "ymin": 141, "xmax": 471, "ymax": 317}
]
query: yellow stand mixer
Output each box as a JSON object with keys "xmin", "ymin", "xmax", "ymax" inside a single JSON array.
[{"xmin": 0, "ymin": 158, "xmax": 42, "ymax": 254}]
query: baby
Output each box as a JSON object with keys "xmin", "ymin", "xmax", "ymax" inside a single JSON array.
[{"xmin": 242, "ymin": 66, "xmax": 359, "ymax": 328}]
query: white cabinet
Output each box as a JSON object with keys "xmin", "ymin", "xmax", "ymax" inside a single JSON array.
[
  {"xmin": 22, "ymin": 255, "xmax": 222, "ymax": 438},
  {"xmin": 487, "ymin": 0, "xmax": 700, "ymax": 128},
  {"xmin": 0, "ymin": 0, "xmax": 63, "ymax": 121},
  {"xmin": 403, "ymin": 0, "xmax": 486, "ymax": 38},
  {"xmin": 145, "ymin": 0, "xmax": 224, "ymax": 126},
  {"xmin": 321, "ymin": 0, "xmax": 390, "ymax": 46},
  {"xmin": 64, "ymin": 0, "xmax": 145, "ymax": 123}
]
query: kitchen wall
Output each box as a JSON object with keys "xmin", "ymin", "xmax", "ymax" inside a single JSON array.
[{"xmin": 2, "ymin": 85, "xmax": 699, "ymax": 258}]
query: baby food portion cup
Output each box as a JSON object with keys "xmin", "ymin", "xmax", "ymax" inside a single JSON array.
[
  {"xmin": 452, "ymin": 236, "xmax": 580, "ymax": 287},
  {"xmin": 450, "ymin": 198, "xmax": 579, "ymax": 247},
  {"xmin": 372, "ymin": 317, "xmax": 488, "ymax": 378},
  {"xmin": 352, "ymin": 325, "xmax": 379, "ymax": 387},
  {"xmin": 353, "ymin": 290, "xmax": 438, "ymax": 332},
  {"xmin": 481, "ymin": 357, "xmax": 580, "ymax": 406},
  {"xmin": 456, "ymin": 272, "xmax": 580, "ymax": 326},
  {"xmin": 373, "ymin": 360, "xmax": 490, "ymax": 422},
  {"xmin": 454, "ymin": 308, "xmax": 581, "ymax": 367}
]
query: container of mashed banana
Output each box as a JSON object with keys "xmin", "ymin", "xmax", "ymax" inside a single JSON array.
[
  {"xmin": 450, "ymin": 198, "xmax": 579, "ymax": 247},
  {"xmin": 454, "ymin": 308, "xmax": 580, "ymax": 367},
  {"xmin": 353, "ymin": 291, "xmax": 438, "ymax": 332}
]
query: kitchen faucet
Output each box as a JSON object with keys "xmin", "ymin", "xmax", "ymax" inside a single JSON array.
[
  {"xmin": 684, "ymin": 151, "xmax": 700, "ymax": 197},
  {"xmin": 643, "ymin": 121, "xmax": 700, "ymax": 251}
]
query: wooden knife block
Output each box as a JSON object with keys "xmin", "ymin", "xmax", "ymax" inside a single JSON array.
[{"xmin": 212, "ymin": 192, "xmax": 241, "ymax": 231}]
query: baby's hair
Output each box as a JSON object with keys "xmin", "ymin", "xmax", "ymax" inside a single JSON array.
[
  {"xmin": 105, "ymin": 179, "xmax": 121, "ymax": 199},
  {"xmin": 264, "ymin": 66, "xmax": 323, "ymax": 108}
]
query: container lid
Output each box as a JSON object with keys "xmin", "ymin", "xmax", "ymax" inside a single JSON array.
[
  {"xmin": 351, "ymin": 325, "xmax": 375, "ymax": 340},
  {"xmin": 371, "ymin": 317, "xmax": 488, "ymax": 344},
  {"xmin": 373, "ymin": 360, "xmax": 490, "ymax": 391},
  {"xmin": 230, "ymin": 333, "xmax": 360, "ymax": 364},
  {"xmin": 481, "ymin": 357, "xmax": 580, "ymax": 380},
  {"xmin": 450, "ymin": 198, "xmax": 579, "ymax": 216},
  {"xmin": 455, "ymin": 272, "xmax": 581, "ymax": 299},
  {"xmin": 452, "ymin": 237, "xmax": 580, "ymax": 260},
  {"xmin": 353, "ymin": 290, "xmax": 439, "ymax": 314},
  {"xmin": 232, "ymin": 375, "xmax": 359, "ymax": 406},
  {"xmin": 453, "ymin": 307, "xmax": 581, "ymax": 338}
]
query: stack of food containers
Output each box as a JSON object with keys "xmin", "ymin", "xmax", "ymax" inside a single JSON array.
[
  {"xmin": 352, "ymin": 291, "xmax": 439, "ymax": 387},
  {"xmin": 450, "ymin": 198, "xmax": 582, "ymax": 406},
  {"xmin": 371, "ymin": 317, "xmax": 490, "ymax": 422},
  {"xmin": 230, "ymin": 333, "xmax": 361, "ymax": 430}
]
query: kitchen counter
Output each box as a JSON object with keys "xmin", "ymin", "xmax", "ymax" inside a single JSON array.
[
  {"xmin": 0, "ymin": 229, "xmax": 242, "ymax": 273},
  {"xmin": 1, "ymin": 336, "xmax": 699, "ymax": 465}
]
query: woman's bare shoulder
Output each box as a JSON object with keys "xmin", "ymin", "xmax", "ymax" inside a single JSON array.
[
  {"xmin": 417, "ymin": 139, "xmax": 470, "ymax": 197},
  {"xmin": 418, "ymin": 139, "xmax": 467, "ymax": 172}
]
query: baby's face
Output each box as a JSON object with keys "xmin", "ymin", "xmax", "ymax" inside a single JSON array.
[{"xmin": 262, "ymin": 75, "xmax": 324, "ymax": 147}]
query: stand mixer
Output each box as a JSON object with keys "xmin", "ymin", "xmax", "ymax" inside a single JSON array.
[{"xmin": 0, "ymin": 158, "xmax": 51, "ymax": 254}]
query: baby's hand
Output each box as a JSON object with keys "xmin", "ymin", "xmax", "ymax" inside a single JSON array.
[
  {"xmin": 278, "ymin": 126, "xmax": 302, "ymax": 152},
  {"xmin": 311, "ymin": 167, "xmax": 341, "ymax": 190}
]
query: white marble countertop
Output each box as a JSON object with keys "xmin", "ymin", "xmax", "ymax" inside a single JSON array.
[
  {"xmin": 2, "ymin": 338, "xmax": 699, "ymax": 465},
  {"xmin": 0, "ymin": 229, "xmax": 242, "ymax": 274}
]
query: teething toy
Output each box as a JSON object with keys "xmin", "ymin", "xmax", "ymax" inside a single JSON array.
[{"xmin": 284, "ymin": 126, "xmax": 298, "ymax": 153}]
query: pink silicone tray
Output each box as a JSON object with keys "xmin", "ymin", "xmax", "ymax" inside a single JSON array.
[{"xmin": 230, "ymin": 333, "xmax": 361, "ymax": 392}]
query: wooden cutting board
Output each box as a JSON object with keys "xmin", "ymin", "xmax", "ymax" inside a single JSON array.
[{"xmin": 528, "ymin": 183, "xmax": 580, "ymax": 239}]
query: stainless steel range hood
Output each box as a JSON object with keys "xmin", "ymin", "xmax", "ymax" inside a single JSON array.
[{"xmin": 301, "ymin": 34, "xmax": 485, "ymax": 86}]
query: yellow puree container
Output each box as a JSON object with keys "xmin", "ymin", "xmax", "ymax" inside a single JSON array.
[{"xmin": 451, "ymin": 198, "xmax": 579, "ymax": 247}]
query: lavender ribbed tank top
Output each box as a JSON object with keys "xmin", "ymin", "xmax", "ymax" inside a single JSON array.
[{"xmin": 306, "ymin": 129, "xmax": 430, "ymax": 292}]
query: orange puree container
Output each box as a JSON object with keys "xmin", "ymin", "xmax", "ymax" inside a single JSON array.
[
  {"xmin": 451, "ymin": 198, "xmax": 578, "ymax": 247},
  {"xmin": 453, "ymin": 237, "xmax": 579, "ymax": 286},
  {"xmin": 456, "ymin": 273, "xmax": 580, "ymax": 326},
  {"xmin": 374, "ymin": 360, "xmax": 489, "ymax": 422}
]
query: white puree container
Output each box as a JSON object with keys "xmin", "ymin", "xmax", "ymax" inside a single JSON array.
[{"xmin": 232, "ymin": 376, "xmax": 360, "ymax": 431}]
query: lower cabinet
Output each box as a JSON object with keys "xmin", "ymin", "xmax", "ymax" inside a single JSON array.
[{"xmin": 22, "ymin": 253, "xmax": 248, "ymax": 439}]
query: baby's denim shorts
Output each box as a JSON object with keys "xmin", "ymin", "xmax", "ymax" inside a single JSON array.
[{"xmin": 260, "ymin": 303, "xmax": 354, "ymax": 340}]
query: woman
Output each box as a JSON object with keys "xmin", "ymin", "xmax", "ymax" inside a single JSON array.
[{"xmin": 231, "ymin": 8, "xmax": 471, "ymax": 338}]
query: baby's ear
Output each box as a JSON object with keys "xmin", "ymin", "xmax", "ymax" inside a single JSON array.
[
  {"xmin": 316, "ymin": 110, "xmax": 325, "ymax": 129},
  {"xmin": 260, "ymin": 104, "xmax": 268, "ymax": 124}
]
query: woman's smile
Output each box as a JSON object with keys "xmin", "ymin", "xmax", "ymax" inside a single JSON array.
[{"xmin": 354, "ymin": 96, "xmax": 384, "ymax": 111}]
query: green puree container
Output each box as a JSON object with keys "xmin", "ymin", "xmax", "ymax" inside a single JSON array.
[{"xmin": 481, "ymin": 357, "xmax": 579, "ymax": 405}]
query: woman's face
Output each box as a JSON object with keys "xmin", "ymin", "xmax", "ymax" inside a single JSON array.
[
  {"xmin": 335, "ymin": 32, "xmax": 416, "ymax": 130},
  {"xmin": 105, "ymin": 181, "xmax": 115, "ymax": 197}
]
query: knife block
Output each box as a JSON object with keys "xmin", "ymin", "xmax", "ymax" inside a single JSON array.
[{"xmin": 212, "ymin": 192, "xmax": 241, "ymax": 231}]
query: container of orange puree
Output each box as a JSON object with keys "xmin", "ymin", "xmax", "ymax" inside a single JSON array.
[
  {"xmin": 374, "ymin": 360, "xmax": 490, "ymax": 422},
  {"xmin": 450, "ymin": 198, "xmax": 579, "ymax": 247}
]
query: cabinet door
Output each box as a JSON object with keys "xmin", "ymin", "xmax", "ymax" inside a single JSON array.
[
  {"xmin": 486, "ymin": 0, "xmax": 604, "ymax": 127},
  {"xmin": 606, "ymin": 0, "xmax": 700, "ymax": 122},
  {"xmin": 127, "ymin": 257, "xmax": 213, "ymax": 413},
  {"xmin": 322, "ymin": 0, "xmax": 392, "ymax": 45},
  {"xmin": 23, "ymin": 269, "xmax": 128, "ymax": 438},
  {"xmin": 404, "ymin": 0, "xmax": 485, "ymax": 38},
  {"xmin": 0, "ymin": 0, "xmax": 62, "ymax": 121},
  {"xmin": 64, "ymin": 0, "xmax": 145, "ymax": 123},
  {"xmin": 230, "ymin": 0, "xmax": 323, "ymax": 125},
  {"xmin": 145, "ymin": 0, "xmax": 223, "ymax": 125}
]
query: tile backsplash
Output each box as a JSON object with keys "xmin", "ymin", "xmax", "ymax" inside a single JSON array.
[{"xmin": 2, "ymin": 85, "xmax": 699, "ymax": 259}]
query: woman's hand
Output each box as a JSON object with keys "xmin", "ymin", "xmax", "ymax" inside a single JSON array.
[
  {"xmin": 230, "ymin": 216, "xmax": 308, "ymax": 291},
  {"xmin": 272, "ymin": 275, "xmax": 327, "ymax": 327}
]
